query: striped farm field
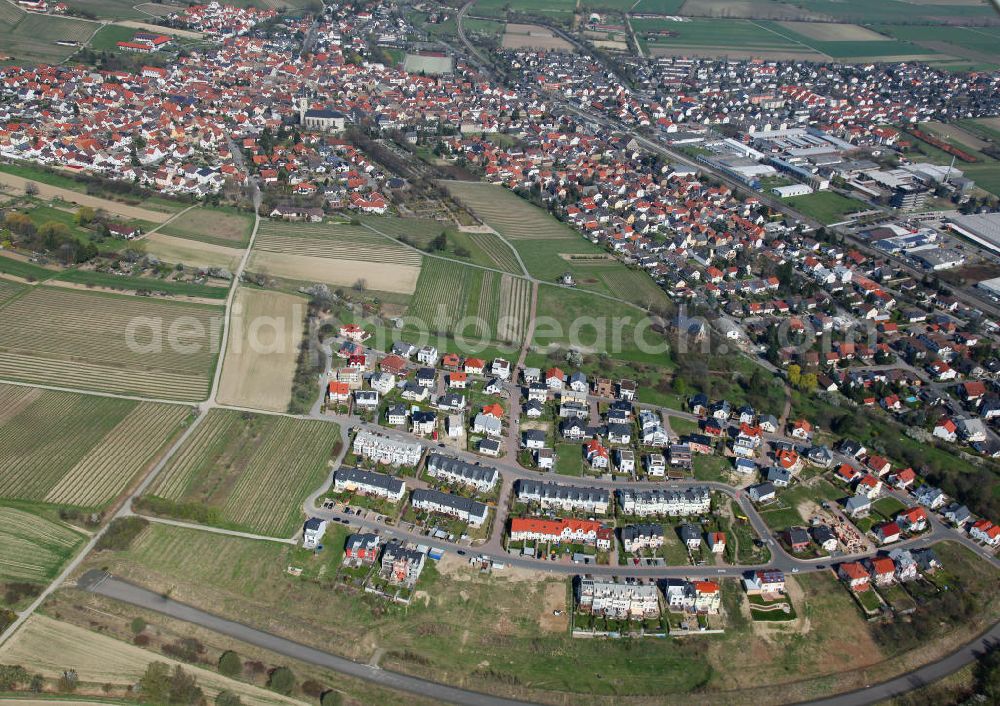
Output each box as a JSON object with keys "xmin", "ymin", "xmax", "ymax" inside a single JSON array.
[
  {"xmin": 0, "ymin": 277, "xmax": 25, "ymax": 305},
  {"xmin": 442, "ymin": 181, "xmax": 578, "ymax": 240},
  {"xmin": 497, "ymin": 274, "xmax": 532, "ymax": 344},
  {"xmin": 469, "ymin": 232, "xmax": 523, "ymax": 273},
  {"xmin": 0, "ymin": 385, "xmax": 188, "ymax": 508},
  {"xmin": 254, "ymin": 220, "xmax": 421, "ymax": 265},
  {"xmin": 595, "ymin": 267, "xmax": 671, "ymax": 309},
  {"xmin": 146, "ymin": 410, "xmax": 341, "ymax": 536},
  {"xmin": 410, "ymin": 259, "xmax": 533, "ymax": 344},
  {"xmin": 408, "ymin": 258, "xmax": 476, "ymax": 331},
  {"xmin": 0, "ymin": 506, "xmax": 84, "ymax": 583},
  {"xmin": 466, "ymin": 270, "xmax": 499, "ymax": 338},
  {"xmin": 0, "ymin": 286, "xmax": 221, "ymax": 401}
]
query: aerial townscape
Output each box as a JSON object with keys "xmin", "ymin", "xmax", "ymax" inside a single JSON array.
[{"xmin": 2, "ymin": 0, "xmax": 1000, "ymax": 705}]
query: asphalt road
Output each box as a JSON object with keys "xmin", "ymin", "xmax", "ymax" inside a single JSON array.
[
  {"xmin": 799, "ymin": 624, "xmax": 1000, "ymax": 706},
  {"xmin": 80, "ymin": 569, "xmax": 1000, "ymax": 706},
  {"xmin": 78, "ymin": 571, "xmax": 534, "ymax": 706}
]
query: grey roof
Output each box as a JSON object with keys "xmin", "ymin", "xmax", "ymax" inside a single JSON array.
[
  {"xmin": 766, "ymin": 467, "xmax": 793, "ymax": 484},
  {"xmin": 426, "ymin": 453, "xmax": 498, "ymax": 486},
  {"xmin": 616, "ymin": 487, "xmax": 711, "ymax": 506},
  {"xmin": 846, "ymin": 495, "xmax": 871, "ymax": 511},
  {"xmin": 620, "ymin": 523, "xmax": 664, "ymax": 542},
  {"xmin": 382, "ymin": 539, "xmax": 424, "ymax": 564},
  {"xmin": 749, "ymin": 481, "xmax": 776, "ymax": 497},
  {"xmin": 334, "ymin": 467, "xmax": 404, "ymax": 495},
  {"xmin": 607, "ymin": 422, "xmax": 632, "ymax": 437},
  {"xmin": 678, "ymin": 523, "xmax": 701, "ymax": 541},
  {"xmin": 811, "ymin": 524, "xmax": 836, "ymax": 544},
  {"xmin": 517, "ymin": 479, "xmax": 610, "ymax": 505},
  {"xmin": 411, "ymin": 488, "xmax": 488, "ymax": 517},
  {"xmin": 787, "ymin": 527, "xmax": 810, "ymax": 545}
]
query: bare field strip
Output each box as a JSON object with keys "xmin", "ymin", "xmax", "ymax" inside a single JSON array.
[
  {"xmin": 144, "ymin": 232, "xmax": 244, "ymax": 271},
  {"xmin": 443, "ymin": 182, "xmax": 578, "ymax": 240},
  {"xmin": 217, "ymin": 288, "xmax": 304, "ymax": 412},
  {"xmin": 0, "ymin": 385, "xmax": 186, "ymax": 507},
  {"xmin": 248, "ymin": 251, "xmax": 420, "ymax": 295},
  {"xmin": 924, "ymin": 122, "xmax": 990, "ymax": 152},
  {"xmin": 976, "ymin": 117, "xmax": 1000, "ymax": 132},
  {"xmin": 0, "ymin": 287, "xmax": 221, "ymax": 400},
  {"xmin": 0, "ymin": 616, "xmax": 306, "ymax": 706},
  {"xmin": 592, "ymin": 39, "xmax": 630, "ymax": 51},
  {"xmin": 0, "ymin": 507, "xmax": 84, "ymax": 582},
  {"xmin": 679, "ymin": 0, "xmax": 831, "ymax": 20},
  {"xmin": 776, "ymin": 21, "xmax": 888, "ymax": 41},
  {"xmin": 501, "ymin": 25, "xmax": 575, "ymax": 51},
  {"xmin": 148, "ymin": 410, "xmax": 341, "ymax": 536},
  {"xmin": 0, "ymin": 172, "xmax": 171, "ymax": 223},
  {"xmin": 254, "ymin": 231, "xmax": 421, "ymax": 265},
  {"xmin": 116, "ymin": 19, "xmax": 204, "ymax": 38},
  {"xmin": 648, "ymin": 45, "xmax": 826, "ymax": 60}
]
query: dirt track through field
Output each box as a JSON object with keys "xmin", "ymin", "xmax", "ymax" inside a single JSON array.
[{"xmin": 0, "ymin": 173, "xmax": 172, "ymax": 223}]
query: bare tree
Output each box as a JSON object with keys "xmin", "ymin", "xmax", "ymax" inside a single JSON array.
[{"xmin": 24, "ymin": 181, "xmax": 38, "ymax": 197}]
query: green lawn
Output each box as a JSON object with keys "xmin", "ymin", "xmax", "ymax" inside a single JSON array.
[
  {"xmin": 89, "ymin": 23, "xmax": 136, "ymax": 50},
  {"xmin": 532, "ymin": 285, "xmax": 672, "ymax": 365},
  {"xmin": 692, "ymin": 454, "xmax": 730, "ymax": 483},
  {"xmin": 555, "ymin": 442, "xmax": 585, "ymax": 476},
  {"xmin": 782, "ymin": 191, "xmax": 870, "ymax": 225},
  {"xmin": 54, "ymin": 270, "xmax": 228, "ymax": 300},
  {"xmin": 0, "ymin": 254, "xmax": 57, "ymax": 281}
]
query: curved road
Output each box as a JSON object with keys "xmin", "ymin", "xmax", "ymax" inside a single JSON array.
[{"xmin": 78, "ymin": 568, "xmax": 1000, "ymax": 706}]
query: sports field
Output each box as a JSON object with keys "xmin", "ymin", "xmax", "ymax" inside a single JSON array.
[
  {"xmin": 158, "ymin": 206, "xmax": 254, "ymax": 247},
  {"xmin": 0, "ymin": 615, "xmax": 305, "ymax": 706},
  {"xmin": 250, "ymin": 220, "xmax": 422, "ymax": 294},
  {"xmin": 0, "ymin": 286, "xmax": 222, "ymax": 401},
  {"xmin": 146, "ymin": 410, "xmax": 341, "ymax": 536},
  {"xmin": 0, "ymin": 506, "xmax": 84, "ymax": 583},
  {"xmin": 216, "ymin": 288, "xmax": 305, "ymax": 412},
  {"xmin": 0, "ymin": 384, "xmax": 188, "ymax": 508},
  {"xmin": 782, "ymin": 190, "xmax": 870, "ymax": 225}
]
